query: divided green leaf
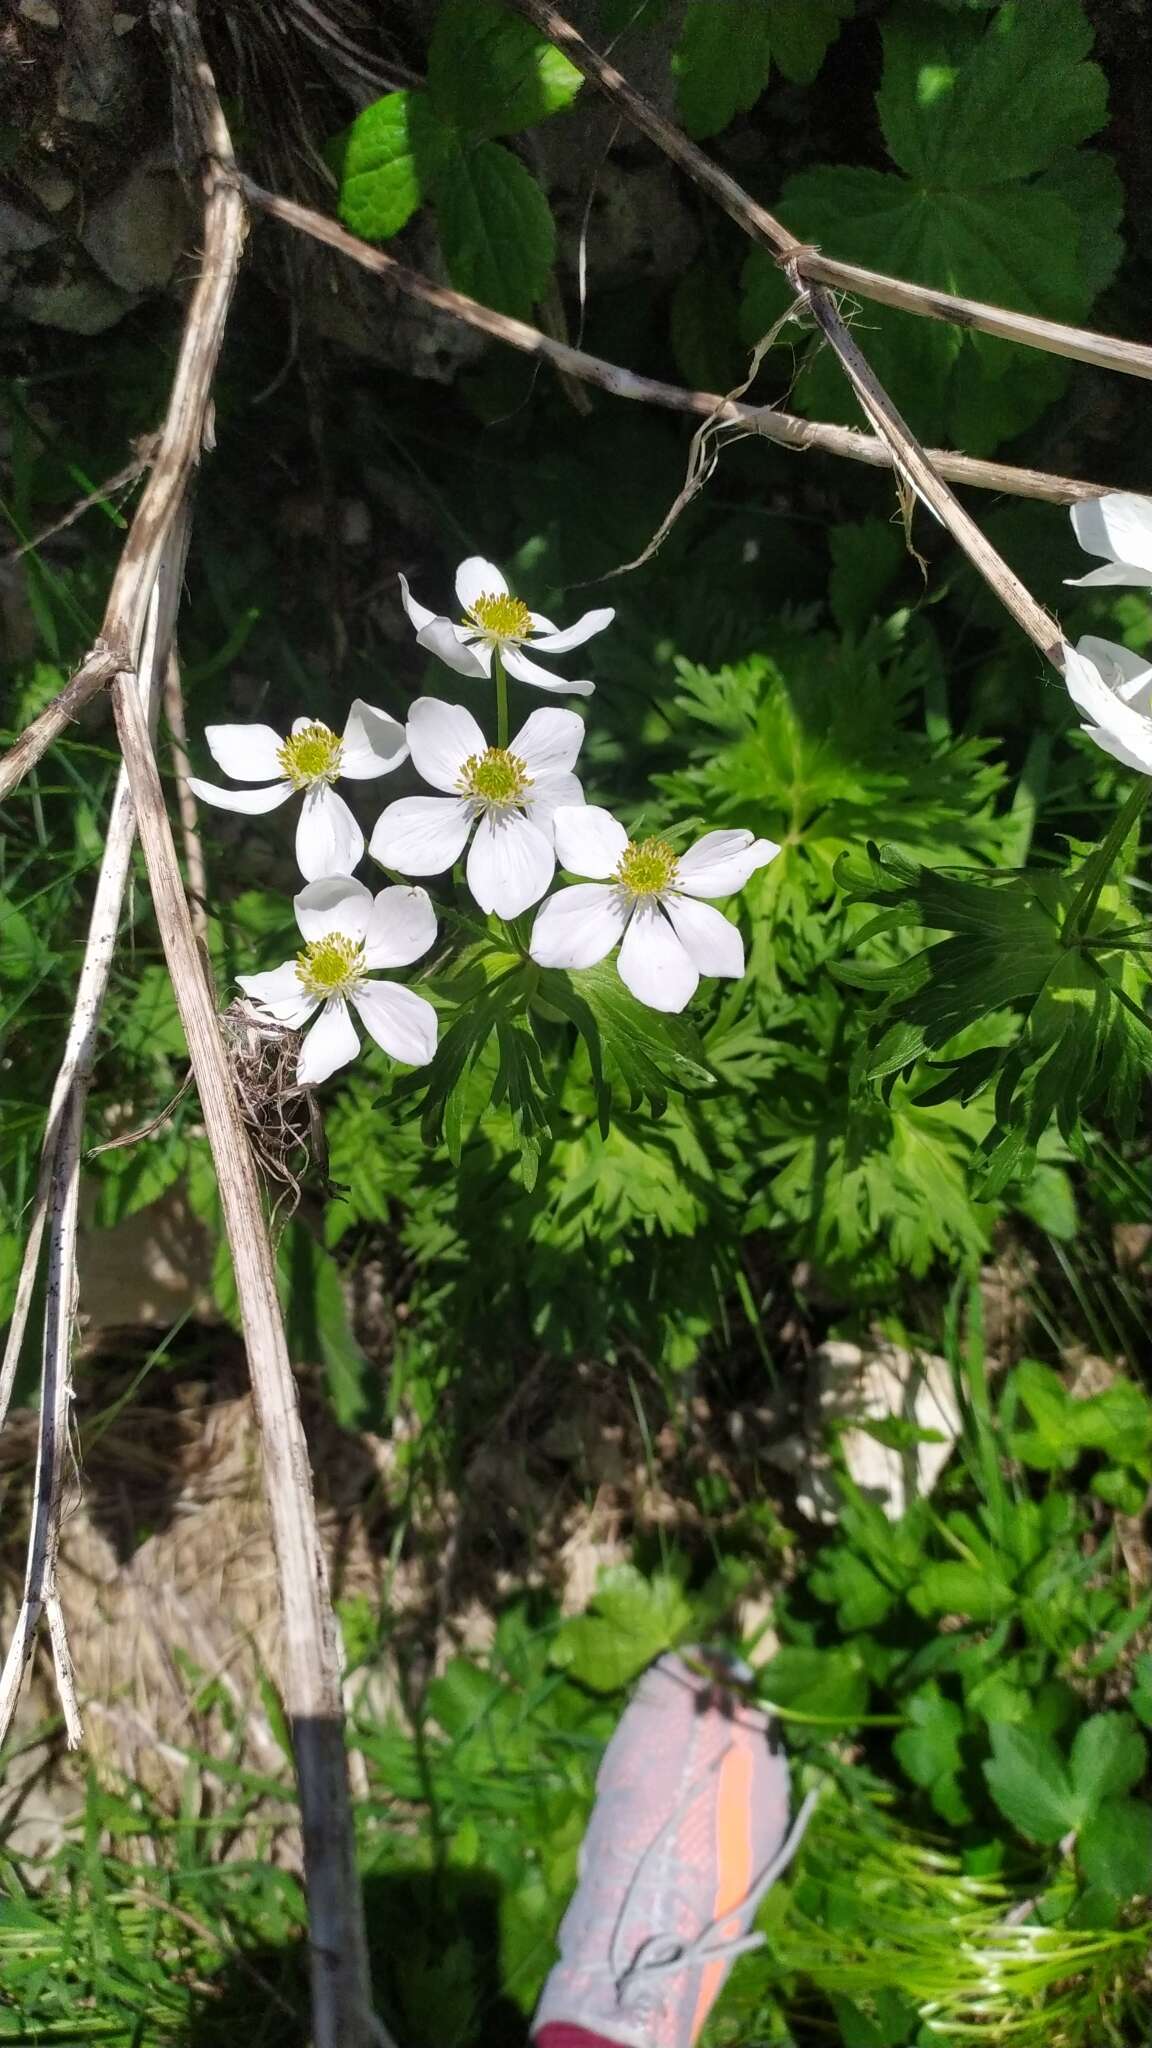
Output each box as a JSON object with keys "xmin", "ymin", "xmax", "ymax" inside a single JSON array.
[{"xmin": 429, "ymin": 0, "xmax": 583, "ymax": 137}]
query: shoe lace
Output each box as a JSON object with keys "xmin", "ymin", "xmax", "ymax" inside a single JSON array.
[{"xmin": 609, "ymin": 1766, "xmax": 821, "ymax": 2010}]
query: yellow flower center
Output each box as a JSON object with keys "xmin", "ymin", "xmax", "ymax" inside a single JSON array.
[
  {"xmin": 296, "ymin": 933, "xmax": 365, "ymax": 1000},
  {"xmin": 615, "ymin": 836, "xmax": 679, "ymax": 897},
  {"xmin": 277, "ymin": 722, "xmax": 343, "ymax": 789},
  {"xmin": 466, "ymin": 592, "xmax": 533, "ymax": 642},
  {"xmin": 459, "ymin": 746, "xmax": 532, "ymax": 808}
]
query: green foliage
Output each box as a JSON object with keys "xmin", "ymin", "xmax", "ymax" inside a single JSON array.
[
  {"xmin": 741, "ymin": 0, "xmax": 1121, "ymax": 451},
  {"xmin": 336, "ymin": 0, "xmax": 578, "ymax": 314}
]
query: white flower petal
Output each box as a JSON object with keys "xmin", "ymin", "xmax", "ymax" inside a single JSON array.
[
  {"xmin": 528, "ymin": 607, "xmax": 615, "ymax": 654},
  {"xmin": 352, "ymin": 981, "xmax": 438, "ymax": 1067},
  {"xmin": 204, "ymin": 723, "xmax": 285, "ymax": 780},
  {"xmin": 398, "ymin": 570, "xmax": 437, "ymax": 634},
  {"xmin": 417, "ymin": 619, "xmax": 492, "ymax": 677},
  {"xmin": 186, "ymin": 777, "xmax": 292, "ymax": 815},
  {"xmin": 1075, "ymin": 634, "xmax": 1152, "ymax": 704},
  {"xmin": 298, "ymin": 999, "xmax": 360, "ymax": 1086},
  {"xmin": 617, "ymin": 902, "xmax": 699, "ymax": 1013},
  {"xmin": 501, "ymin": 644, "xmax": 594, "ymax": 697},
  {"xmin": 1070, "ymin": 493, "xmax": 1152, "ymax": 579},
  {"xmin": 363, "ymin": 885, "xmax": 438, "ymax": 969},
  {"xmin": 528, "ymin": 611, "xmax": 559, "ymax": 635},
  {"xmin": 513, "ymin": 705, "xmax": 586, "ymax": 778},
  {"xmin": 455, "ymin": 555, "xmax": 508, "ymax": 611},
  {"xmin": 665, "ymin": 894, "xmax": 745, "ymax": 978},
  {"xmin": 530, "ymin": 883, "xmax": 628, "ymax": 969},
  {"xmin": 524, "ymin": 771, "xmax": 585, "ymax": 836},
  {"xmin": 340, "ymin": 699, "xmax": 409, "ymax": 780},
  {"xmin": 236, "ymin": 962, "xmax": 317, "ymax": 1029},
  {"xmin": 294, "ymin": 875, "xmax": 373, "ymax": 944},
  {"xmin": 675, "ymin": 829, "xmax": 780, "ymax": 899},
  {"xmin": 1063, "ymin": 640, "xmax": 1152, "ymax": 772},
  {"xmin": 466, "ymin": 811, "xmax": 555, "ymax": 917},
  {"xmin": 295, "ymin": 785, "xmax": 364, "ymax": 883},
  {"xmin": 554, "ymin": 804, "xmax": 628, "ymax": 880},
  {"xmin": 407, "ymin": 697, "xmax": 486, "ymax": 792},
  {"xmin": 1066, "ymin": 562, "xmax": 1152, "ymax": 590},
  {"xmin": 369, "ymin": 795, "xmax": 473, "ymax": 875}
]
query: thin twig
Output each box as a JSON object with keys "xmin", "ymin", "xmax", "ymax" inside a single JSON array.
[
  {"xmin": 1, "ymin": 443, "xmax": 155, "ymax": 564},
  {"xmin": 512, "ymin": 0, "xmax": 1152, "ymax": 387},
  {"xmin": 0, "ymin": 572, "xmax": 174, "ymax": 1757},
  {"xmin": 238, "ymin": 179, "xmax": 1111, "ymax": 509},
  {"xmin": 163, "ymin": 650, "xmax": 208, "ymax": 941},
  {"xmin": 510, "ymin": 0, "xmax": 1065, "ymax": 666}
]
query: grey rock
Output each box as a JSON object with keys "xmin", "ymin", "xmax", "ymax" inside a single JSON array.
[
  {"xmin": 82, "ymin": 163, "xmax": 193, "ymax": 293},
  {"xmin": 55, "ymin": 0, "xmax": 137, "ymax": 126},
  {"xmin": 0, "ymin": 202, "xmax": 56, "ymax": 256},
  {"xmin": 13, "ymin": 265, "xmax": 137, "ymax": 334}
]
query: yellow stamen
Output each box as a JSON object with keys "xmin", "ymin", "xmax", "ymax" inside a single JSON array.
[
  {"xmin": 277, "ymin": 722, "xmax": 343, "ymax": 789},
  {"xmin": 296, "ymin": 933, "xmax": 364, "ymax": 1000},
  {"xmin": 459, "ymin": 746, "xmax": 532, "ymax": 808},
  {"xmin": 615, "ymin": 836, "xmax": 679, "ymax": 897},
  {"xmin": 466, "ymin": 592, "xmax": 533, "ymax": 642}
]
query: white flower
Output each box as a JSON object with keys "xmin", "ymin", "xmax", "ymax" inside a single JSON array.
[
  {"xmin": 1067, "ymin": 493, "xmax": 1152, "ymax": 589},
  {"xmin": 237, "ymin": 875, "xmax": 438, "ymax": 1086},
  {"xmin": 399, "ymin": 555, "xmax": 613, "ymax": 696},
  {"xmin": 187, "ymin": 702, "xmax": 408, "ymax": 883},
  {"xmin": 1062, "ymin": 634, "xmax": 1152, "ymax": 774},
  {"xmin": 369, "ymin": 698, "xmax": 586, "ymax": 918},
  {"xmin": 529, "ymin": 806, "xmax": 780, "ymax": 1014}
]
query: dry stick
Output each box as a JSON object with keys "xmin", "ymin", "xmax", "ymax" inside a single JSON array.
[
  {"xmin": 163, "ymin": 651, "xmax": 208, "ymax": 941},
  {"xmin": 512, "ymin": 0, "xmax": 1152, "ymax": 387},
  {"xmin": 0, "ymin": 576, "xmax": 171, "ymax": 1757},
  {"xmin": 511, "ymin": 0, "xmax": 1066, "ymax": 664},
  {"xmin": 111, "ymin": 673, "xmax": 381, "ymax": 2048},
  {"xmin": 238, "ymin": 180, "xmax": 1110, "ymax": 510}
]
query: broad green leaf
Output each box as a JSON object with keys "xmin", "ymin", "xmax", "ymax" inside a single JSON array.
[
  {"xmin": 428, "ymin": 0, "xmax": 582, "ymax": 138},
  {"xmin": 550, "ymin": 1565, "xmax": 693, "ymax": 1691},
  {"xmin": 1091, "ymin": 1466, "xmax": 1148, "ymax": 1515},
  {"xmin": 809, "ymin": 1547, "xmax": 894, "ymax": 1631},
  {"xmin": 434, "ymin": 136, "xmax": 555, "ymax": 316},
  {"xmin": 893, "ymin": 1681, "xmax": 971, "ymax": 1823},
  {"xmin": 669, "ymin": 265, "xmax": 747, "ymax": 394},
  {"xmin": 1069, "ymin": 1713, "xmax": 1146, "ymax": 1816},
  {"xmin": 1078, "ymin": 1799, "xmax": 1152, "ymax": 1897},
  {"xmin": 767, "ymin": 0, "xmax": 854, "ymax": 84},
  {"xmin": 908, "ymin": 1560, "xmax": 1014, "ymax": 1622},
  {"xmin": 1130, "ymin": 1654, "xmax": 1152, "ymax": 1731},
  {"xmin": 337, "ymin": 91, "xmax": 452, "ymax": 241},
  {"xmin": 828, "ymin": 520, "xmax": 905, "ymax": 636},
  {"xmin": 758, "ymin": 1645, "xmax": 869, "ymax": 1725},
  {"xmin": 983, "ymin": 1724, "xmax": 1077, "ymax": 1845},
  {"xmin": 877, "ymin": 0, "xmax": 1107, "ymax": 186},
  {"xmin": 673, "ymin": 2, "xmax": 772, "ymax": 139},
  {"xmin": 426, "ymin": 1657, "xmax": 506, "ymax": 1740}
]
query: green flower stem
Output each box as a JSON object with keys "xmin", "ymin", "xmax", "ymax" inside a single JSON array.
[
  {"xmin": 1065, "ymin": 777, "xmax": 1151, "ymax": 942},
  {"xmin": 494, "ymin": 648, "xmax": 509, "ymax": 750}
]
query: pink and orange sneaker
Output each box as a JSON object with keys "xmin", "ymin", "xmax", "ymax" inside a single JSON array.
[{"xmin": 532, "ymin": 1648, "xmax": 815, "ymax": 2048}]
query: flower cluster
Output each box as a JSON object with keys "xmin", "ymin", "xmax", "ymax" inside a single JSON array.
[
  {"xmin": 190, "ymin": 554, "xmax": 779, "ymax": 1084},
  {"xmin": 1062, "ymin": 493, "xmax": 1152, "ymax": 774}
]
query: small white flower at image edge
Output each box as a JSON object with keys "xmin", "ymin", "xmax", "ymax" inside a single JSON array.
[
  {"xmin": 369, "ymin": 697, "xmax": 587, "ymax": 919},
  {"xmin": 399, "ymin": 554, "xmax": 613, "ymax": 696},
  {"xmin": 1062, "ymin": 635, "xmax": 1152, "ymax": 776},
  {"xmin": 186, "ymin": 700, "xmax": 408, "ymax": 882},
  {"xmin": 1067, "ymin": 493, "xmax": 1152, "ymax": 589},
  {"xmin": 236, "ymin": 874, "xmax": 439, "ymax": 1086},
  {"xmin": 529, "ymin": 805, "xmax": 780, "ymax": 1014}
]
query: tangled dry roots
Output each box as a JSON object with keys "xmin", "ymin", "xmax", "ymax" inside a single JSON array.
[{"xmin": 219, "ymin": 998, "xmax": 318, "ymax": 1218}]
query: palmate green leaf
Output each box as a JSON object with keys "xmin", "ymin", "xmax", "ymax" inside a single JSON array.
[
  {"xmin": 757, "ymin": 1644, "xmax": 870, "ymax": 1726},
  {"xmin": 766, "ymin": 0, "xmax": 854, "ymax": 85},
  {"xmin": 336, "ymin": 90, "xmax": 453, "ymax": 240},
  {"xmin": 673, "ymin": 2, "xmax": 772, "ymax": 139},
  {"xmin": 892, "ymin": 1681, "xmax": 971, "ymax": 1824},
  {"xmin": 1079, "ymin": 1800, "xmax": 1152, "ymax": 1897},
  {"xmin": 740, "ymin": 0, "xmax": 1118, "ymax": 452},
  {"xmin": 428, "ymin": 0, "xmax": 582, "ymax": 138},
  {"xmin": 984, "ymin": 1724, "xmax": 1077, "ymax": 1845},
  {"xmin": 550, "ymin": 1565, "xmax": 693, "ymax": 1691},
  {"xmin": 546, "ymin": 958, "xmax": 715, "ymax": 1117},
  {"xmin": 876, "ymin": 0, "xmax": 1105, "ymax": 185},
  {"xmin": 434, "ymin": 135, "xmax": 555, "ymax": 316},
  {"xmin": 1069, "ymin": 1713, "xmax": 1146, "ymax": 1814}
]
